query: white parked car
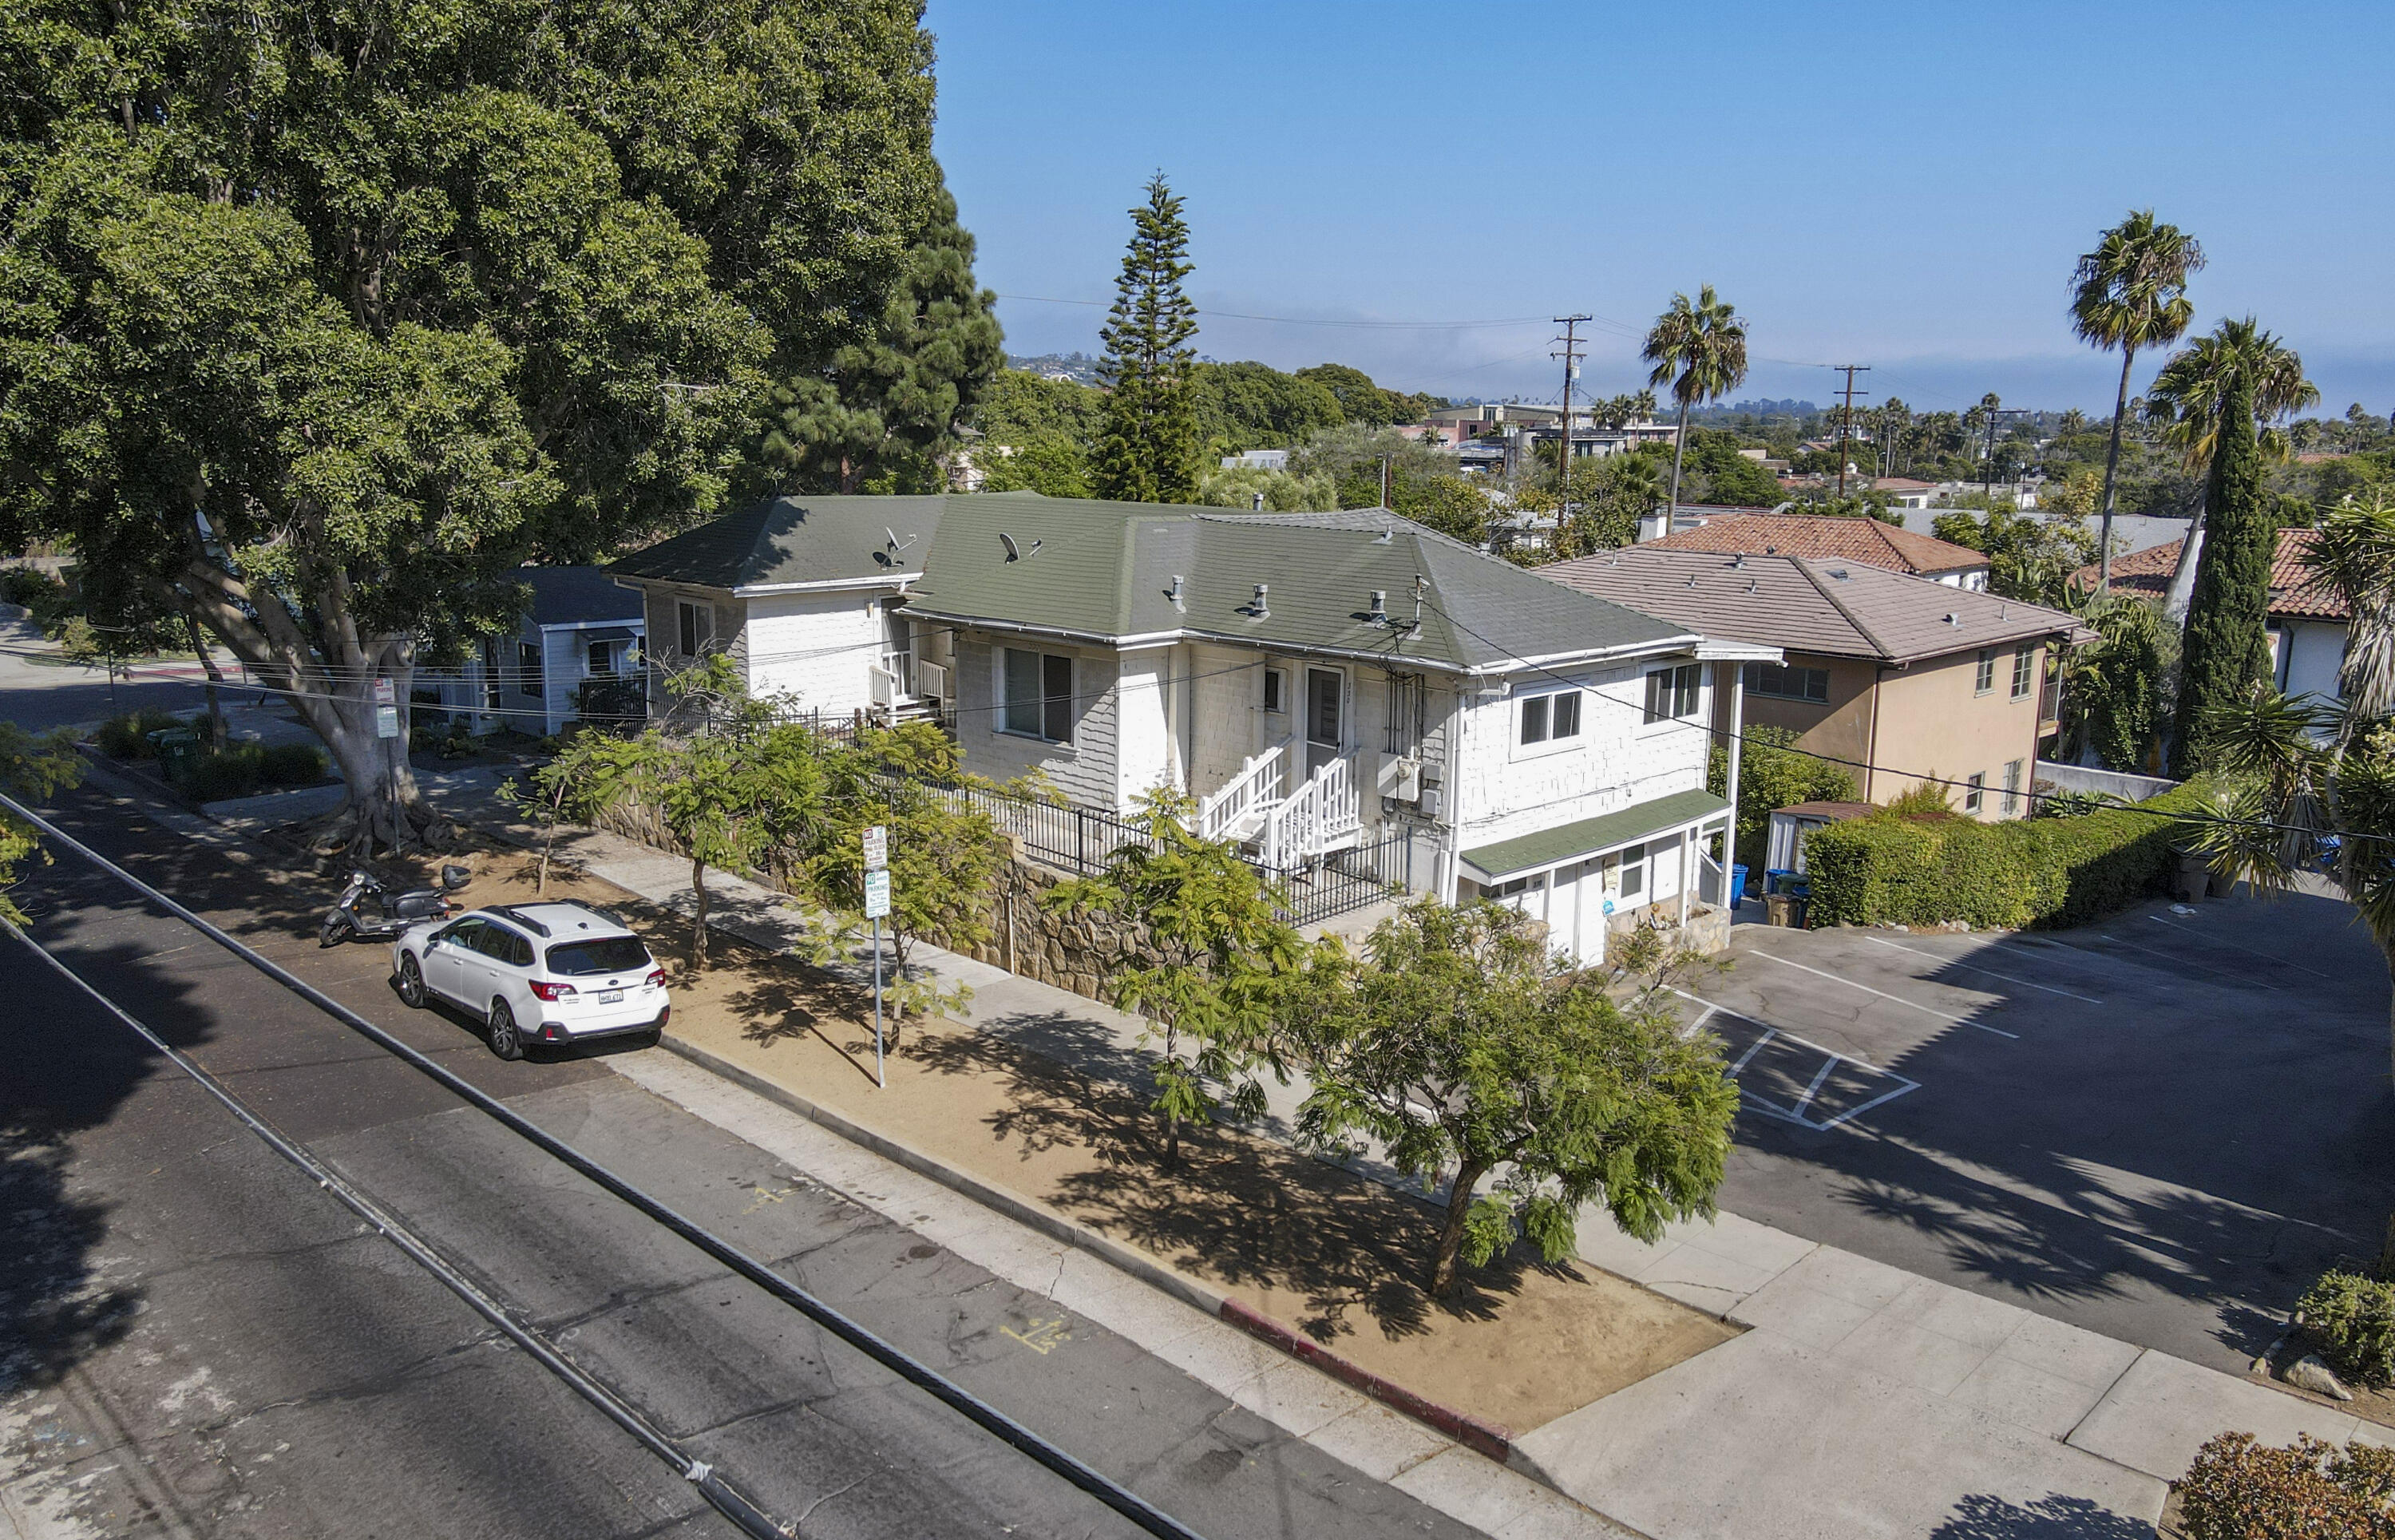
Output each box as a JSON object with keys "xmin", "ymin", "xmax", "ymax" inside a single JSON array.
[{"xmin": 391, "ymin": 901, "xmax": 670, "ymax": 1059}]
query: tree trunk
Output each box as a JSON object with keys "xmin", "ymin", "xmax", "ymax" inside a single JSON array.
[
  {"xmin": 307, "ymin": 659, "xmax": 441, "ymax": 854},
  {"xmin": 1427, "ymin": 1158, "xmax": 1493, "ymax": 1297},
  {"xmin": 2162, "ymin": 513, "xmax": 2205, "ymax": 624},
  {"xmin": 2097, "ymin": 346, "xmax": 2136, "ymax": 592},
  {"xmin": 1665, "ymin": 403, "xmax": 1691, "ymax": 520},
  {"xmin": 689, "ymin": 855, "xmax": 710, "ymax": 971},
  {"xmin": 180, "ymin": 608, "xmax": 228, "ymax": 750}
]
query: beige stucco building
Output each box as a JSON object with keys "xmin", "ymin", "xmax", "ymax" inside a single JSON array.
[{"xmin": 1542, "ymin": 547, "xmax": 2086, "ymax": 821}]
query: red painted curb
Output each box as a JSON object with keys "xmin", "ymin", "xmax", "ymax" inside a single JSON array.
[{"xmin": 1217, "ymin": 1297, "xmax": 1514, "ymax": 1463}]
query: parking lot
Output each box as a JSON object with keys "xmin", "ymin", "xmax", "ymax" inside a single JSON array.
[{"xmin": 1694, "ymin": 884, "xmax": 2395, "ymax": 1376}]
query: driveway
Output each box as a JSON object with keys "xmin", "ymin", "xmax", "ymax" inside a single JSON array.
[{"xmin": 1696, "ymin": 887, "xmax": 2394, "ymax": 1375}]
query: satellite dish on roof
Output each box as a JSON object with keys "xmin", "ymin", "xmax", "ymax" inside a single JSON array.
[
  {"xmin": 885, "ymin": 526, "xmax": 917, "ymax": 556},
  {"xmin": 1000, "ymin": 532, "xmax": 1042, "ymax": 562}
]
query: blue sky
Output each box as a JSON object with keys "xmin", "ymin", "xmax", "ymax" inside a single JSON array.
[{"xmin": 927, "ymin": 0, "xmax": 2393, "ymax": 416}]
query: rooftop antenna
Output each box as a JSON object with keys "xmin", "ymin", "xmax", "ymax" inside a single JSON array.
[{"xmin": 884, "ymin": 526, "xmax": 917, "ymax": 556}]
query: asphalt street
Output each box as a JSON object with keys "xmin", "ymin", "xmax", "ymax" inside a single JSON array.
[
  {"xmin": 0, "ymin": 611, "xmax": 225, "ymax": 734},
  {"xmin": 2, "ymin": 778, "xmax": 1479, "ymax": 1540},
  {"xmin": 1697, "ymin": 895, "xmax": 2395, "ymax": 1376}
]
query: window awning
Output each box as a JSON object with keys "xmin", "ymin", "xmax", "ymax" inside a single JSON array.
[
  {"xmin": 1460, "ymin": 787, "xmax": 1730, "ymax": 885},
  {"xmin": 581, "ymin": 627, "xmax": 635, "ymax": 643}
]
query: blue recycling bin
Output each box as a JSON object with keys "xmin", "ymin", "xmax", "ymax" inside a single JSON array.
[{"xmin": 1730, "ymin": 864, "xmax": 1749, "ymax": 908}]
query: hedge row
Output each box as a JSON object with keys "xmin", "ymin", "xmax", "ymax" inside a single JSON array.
[{"xmin": 1802, "ymin": 782, "xmax": 2211, "ymax": 931}]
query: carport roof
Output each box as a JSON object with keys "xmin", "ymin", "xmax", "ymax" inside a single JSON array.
[{"xmin": 1461, "ymin": 787, "xmax": 1730, "ymax": 883}]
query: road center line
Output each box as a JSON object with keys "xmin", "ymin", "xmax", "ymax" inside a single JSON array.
[
  {"xmin": 1737, "ymin": 948, "xmax": 2021, "ymax": 1037},
  {"xmin": 1862, "ymin": 936, "xmax": 2104, "ymax": 1004}
]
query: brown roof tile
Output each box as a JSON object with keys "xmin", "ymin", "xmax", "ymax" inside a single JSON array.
[
  {"xmin": 1542, "ymin": 547, "xmax": 2089, "ymax": 665},
  {"xmin": 1646, "ymin": 513, "xmax": 1989, "ymax": 576},
  {"xmin": 2068, "ymin": 528, "xmax": 2349, "ymax": 620}
]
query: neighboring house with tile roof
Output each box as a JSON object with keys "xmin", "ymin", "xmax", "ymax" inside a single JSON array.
[
  {"xmin": 430, "ymin": 566, "xmax": 646, "ymax": 738},
  {"xmin": 610, "ymin": 492, "xmax": 1784, "ymax": 962},
  {"xmin": 2073, "ymin": 529, "xmax": 2350, "ymax": 707},
  {"xmin": 1543, "ymin": 547, "xmax": 2092, "ymax": 821},
  {"xmin": 1642, "ymin": 513, "xmax": 1992, "ymax": 589}
]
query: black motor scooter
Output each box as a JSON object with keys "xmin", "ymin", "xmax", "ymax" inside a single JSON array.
[{"xmin": 319, "ymin": 865, "xmax": 472, "ymax": 947}]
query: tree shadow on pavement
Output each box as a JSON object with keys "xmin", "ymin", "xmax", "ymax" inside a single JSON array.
[
  {"xmin": 908, "ymin": 1009, "xmax": 1559, "ymax": 1348},
  {"xmin": 1928, "ymin": 1492, "xmax": 2156, "ymax": 1539}
]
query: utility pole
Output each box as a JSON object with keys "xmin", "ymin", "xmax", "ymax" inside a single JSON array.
[
  {"xmin": 1831, "ymin": 365, "xmax": 1870, "ymax": 500},
  {"xmin": 1980, "ymin": 403, "xmax": 2030, "ymax": 498},
  {"xmin": 1550, "ymin": 315, "xmax": 1589, "ymax": 532}
]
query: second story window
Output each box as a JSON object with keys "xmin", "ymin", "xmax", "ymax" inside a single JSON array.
[
  {"xmin": 1518, "ymin": 688, "xmax": 1582, "ymax": 747},
  {"xmin": 2010, "ymin": 643, "xmax": 2035, "ymax": 700},
  {"xmin": 1744, "ymin": 662, "xmax": 1830, "ymax": 703},
  {"xmin": 1974, "ymin": 648, "xmax": 1997, "ymax": 695},
  {"xmin": 1643, "ymin": 663, "xmax": 1701, "ymax": 726},
  {"xmin": 1002, "ymin": 648, "xmax": 1074, "ymax": 745}
]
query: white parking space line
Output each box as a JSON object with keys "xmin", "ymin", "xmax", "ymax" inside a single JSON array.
[
  {"xmin": 2090, "ymin": 931, "xmax": 2289, "ymax": 993},
  {"xmin": 1737, "ymin": 947, "xmax": 2022, "ymax": 1038},
  {"xmin": 1789, "ymin": 1055, "xmax": 1839, "ymax": 1119},
  {"xmin": 1863, "ymin": 935, "xmax": 2105, "ymax": 1004},
  {"xmin": 1706, "ymin": 1007, "xmax": 1923, "ymax": 1132},
  {"xmin": 2150, "ymin": 913, "xmax": 2334, "ymax": 979},
  {"xmin": 1726, "ymin": 1027, "xmax": 1778, "ymax": 1076}
]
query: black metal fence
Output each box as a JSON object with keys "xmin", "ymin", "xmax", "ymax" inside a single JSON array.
[
  {"xmin": 1258, "ymin": 829, "xmax": 1415, "ymax": 926},
  {"xmin": 950, "ymin": 782, "xmax": 1160, "ymax": 877}
]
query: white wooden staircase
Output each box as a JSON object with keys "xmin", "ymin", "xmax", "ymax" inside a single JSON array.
[{"xmin": 1197, "ymin": 745, "xmax": 1362, "ymax": 868}]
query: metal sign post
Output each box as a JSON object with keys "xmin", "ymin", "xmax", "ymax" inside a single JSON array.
[
  {"xmin": 373, "ymin": 677, "xmax": 400, "ymax": 739},
  {"xmin": 862, "ymin": 826, "xmax": 889, "ymax": 1087}
]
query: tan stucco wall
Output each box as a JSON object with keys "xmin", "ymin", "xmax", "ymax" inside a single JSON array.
[
  {"xmin": 1868, "ymin": 644, "xmax": 2048, "ymax": 819},
  {"xmin": 1715, "ymin": 652, "xmax": 1878, "ymax": 789}
]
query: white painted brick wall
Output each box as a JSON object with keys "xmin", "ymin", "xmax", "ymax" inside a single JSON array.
[
  {"xmin": 743, "ymin": 591, "xmax": 887, "ymax": 715},
  {"xmin": 1451, "ymin": 661, "xmax": 1710, "ymax": 848}
]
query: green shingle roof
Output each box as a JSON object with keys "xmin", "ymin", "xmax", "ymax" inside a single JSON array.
[
  {"xmin": 1460, "ymin": 788, "xmax": 1731, "ymax": 882},
  {"xmin": 901, "ymin": 494, "xmax": 1693, "ymax": 674},
  {"xmin": 608, "ymin": 495, "xmax": 948, "ymax": 590}
]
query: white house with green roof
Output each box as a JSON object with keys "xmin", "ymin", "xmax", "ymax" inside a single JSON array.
[{"xmin": 611, "ymin": 492, "xmax": 1776, "ymax": 964}]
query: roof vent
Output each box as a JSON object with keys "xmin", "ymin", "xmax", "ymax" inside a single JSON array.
[
  {"xmin": 1251, "ymin": 491, "xmax": 1265, "ymax": 511},
  {"xmin": 1248, "ymin": 582, "xmax": 1270, "ymax": 620},
  {"xmin": 1687, "ymin": 575, "xmax": 1700, "ymax": 587},
  {"xmin": 1827, "ymin": 566, "xmax": 1851, "ymax": 580},
  {"xmin": 1169, "ymin": 574, "xmax": 1186, "ymax": 611},
  {"xmin": 1367, "ymin": 589, "xmax": 1388, "ymax": 623},
  {"xmin": 1945, "ymin": 612, "xmax": 1962, "ymax": 626}
]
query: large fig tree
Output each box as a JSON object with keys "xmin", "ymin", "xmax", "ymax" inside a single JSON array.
[{"xmin": 0, "ymin": 0, "xmax": 957, "ymax": 849}]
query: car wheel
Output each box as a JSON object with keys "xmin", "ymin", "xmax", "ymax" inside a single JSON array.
[
  {"xmin": 397, "ymin": 953, "xmax": 426, "ymax": 1008},
  {"xmin": 486, "ymin": 1000, "xmax": 525, "ymax": 1062}
]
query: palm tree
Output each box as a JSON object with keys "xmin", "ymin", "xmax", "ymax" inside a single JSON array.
[
  {"xmin": 2070, "ymin": 211, "xmax": 2205, "ymax": 590},
  {"xmin": 1642, "ymin": 286, "xmax": 1748, "ymax": 516},
  {"xmin": 2144, "ymin": 317, "xmax": 2319, "ymax": 617},
  {"xmin": 2184, "ymin": 492, "xmax": 2395, "ymax": 1071}
]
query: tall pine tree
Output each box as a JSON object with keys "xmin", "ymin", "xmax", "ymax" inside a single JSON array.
[
  {"xmin": 1094, "ymin": 176, "xmax": 1201, "ymax": 503},
  {"xmin": 2169, "ymin": 364, "xmax": 2278, "ymax": 777}
]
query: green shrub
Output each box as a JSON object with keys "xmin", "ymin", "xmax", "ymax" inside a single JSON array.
[
  {"xmin": 93, "ymin": 708, "xmax": 185, "ymax": 759},
  {"xmin": 259, "ymin": 742, "xmax": 325, "ymax": 786},
  {"xmin": 1708, "ymin": 726, "xmax": 1859, "ymax": 873},
  {"xmin": 1803, "ymin": 782, "xmax": 2210, "ymax": 930},
  {"xmin": 184, "ymin": 745, "xmax": 265, "ymax": 802},
  {"xmin": 2298, "ymin": 1270, "xmax": 2395, "ymax": 1387},
  {"xmin": 2175, "ymin": 1431, "xmax": 2395, "ymax": 1539}
]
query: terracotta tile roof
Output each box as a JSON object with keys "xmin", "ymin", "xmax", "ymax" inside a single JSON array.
[
  {"xmin": 2068, "ymin": 528, "xmax": 2349, "ymax": 621},
  {"xmin": 1541, "ymin": 547, "xmax": 2090, "ymax": 666},
  {"xmin": 1645, "ymin": 513, "xmax": 1989, "ymax": 576}
]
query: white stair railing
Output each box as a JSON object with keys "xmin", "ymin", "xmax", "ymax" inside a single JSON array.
[
  {"xmin": 1263, "ymin": 757, "xmax": 1360, "ymax": 868},
  {"xmin": 1198, "ymin": 746, "xmax": 1284, "ymax": 842}
]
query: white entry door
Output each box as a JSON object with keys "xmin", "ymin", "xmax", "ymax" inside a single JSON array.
[{"xmin": 1304, "ymin": 668, "xmax": 1344, "ymax": 779}]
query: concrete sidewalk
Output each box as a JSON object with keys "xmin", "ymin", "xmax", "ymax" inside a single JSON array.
[{"xmin": 427, "ymin": 791, "xmax": 2378, "ymax": 1539}]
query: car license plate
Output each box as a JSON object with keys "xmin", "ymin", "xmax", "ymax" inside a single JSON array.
[{"xmin": 598, "ymin": 988, "xmax": 624, "ymax": 1004}]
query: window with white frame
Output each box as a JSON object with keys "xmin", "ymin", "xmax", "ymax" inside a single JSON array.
[
  {"xmin": 1001, "ymin": 648, "xmax": 1074, "ymax": 744},
  {"xmin": 2003, "ymin": 758, "xmax": 2023, "ymax": 815},
  {"xmin": 517, "ymin": 641, "xmax": 543, "ymax": 700},
  {"xmin": 676, "ymin": 600, "xmax": 713, "ymax": 658},
  {"xmin": 2010, "ymin": 643, "xmax": 2035, "ymax": 700},
  {"xmin": 1261, "ymin": 666, "xmax": 1287, "ymax": 716},
  {"xmin": 1964, "ymin": 772, "xmax": 1985, "ymax": 812},
  {"xmin": 587, "ymin": 639, "xmax": 616, "ymax": 676},
  {"xmin": 1974, "ymin": 647, "xmax": 1997, "ymax": 695},
  {"xmin": 1517, "ymin": 687, "xmax": 1583, "ymax": 748},
  {"xmin": 1617, "ymin": 841, "xmax": 1647, "ymax": 900},
  {"xmin": 1642, "ymin": 663, "xmax": 1702, "ymax": 725},
  {"xmin": 1744, "ymin": 661, "xmax": 1830, "ymax": 703}
]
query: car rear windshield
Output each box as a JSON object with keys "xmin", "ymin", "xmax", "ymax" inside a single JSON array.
[{"xmin": 545, "ymin": 937, "xmax": 652, "ymax": 976}]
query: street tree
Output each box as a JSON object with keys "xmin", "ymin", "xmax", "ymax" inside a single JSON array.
[
  {"xmin": 1094, "ymin": 176, "xmax": 1201, "ymax": 503},
  {"xmin": 1291, "ymin": 900, "xmax": 1736, "ymax": 1297},
  {"xmin": 2071, "ymin": 211, "xmax": 2205, "ymax": 590},
  {"xmin": 1045, "ymin": 792, "xmax": 1310, "ymax": 1167},
  {"xmin": 1643, "ymin": 287, "xmax": 1750, "ymax": 518},
  {"xmin": 800, "ymin": 723, "xmax": 1003, "ymax": 1033},
  {"xmin": 2169, "ymin": 366, "xmax": 2277, "ymax": 778},
  {"xmin": 762, "ymin": 188, "xmax": 1005, "ymax": 493},
  {"xmin": 0, "ymin": 0, "xmax": 954, "ymax": 852},
  {"xmin": 2055, "ymin": 590, "xmax": 2171, "ymax": 773}
]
